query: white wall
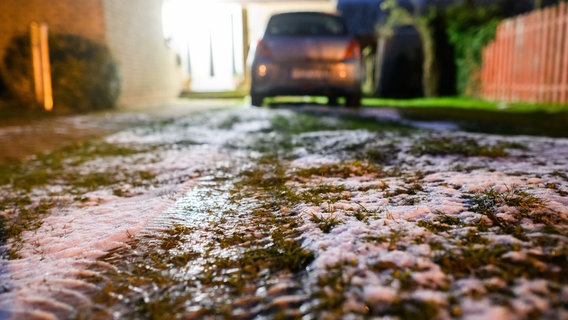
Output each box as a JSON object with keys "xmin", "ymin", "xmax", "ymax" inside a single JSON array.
[{"xmin": 103, "ymin": 0, "xmax": 183, "ymax": 107}]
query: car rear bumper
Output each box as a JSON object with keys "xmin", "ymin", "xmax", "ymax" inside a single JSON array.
[{"xmin": 251, "ymin": 60, "xmax": 361, "ymax": 97}]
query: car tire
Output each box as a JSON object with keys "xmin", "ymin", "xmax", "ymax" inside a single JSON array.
[
  {"xmin": 251, "ymin": 93, "xmax": 264, "ymax": 107},
  {"xmin": 327, "ymin": 96, "xmax": 339, "ymax": 106},
  {"xmin": 346, "ymin": 93, "xmax": 361, "ymax": 108}
]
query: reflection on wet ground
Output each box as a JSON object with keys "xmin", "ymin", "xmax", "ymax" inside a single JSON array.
[
  {"xmin": 0, "ymin": 99, "xmax": 236, "ymax": 164},
  {"xmin": 85, "ymin": 164, "xmax": 310, "ymax": 318},
  {"xmin": 2, "ymin": 100, "xmax": 565, "ymax": 165},
  {"xmin": 1, "ymin": 104, "xmax": 566, "ymax": 319}
]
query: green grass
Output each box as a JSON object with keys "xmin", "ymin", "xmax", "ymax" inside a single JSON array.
[
  {"xmin": 180, "ymin": 90, "xmax": 247, "ymax": 100},
  {"xmin": 310, "ymin": 213, "xmax": 343, "ymax": 233},
  {"xmin": 410, "ymin": 136, "xmax": 513, "ymax": 158},
  {"xmin": 180, "ymin": 91, "xmax": 567, "ymax": 113},
  {"xmin": 363, "ymin": 96, "xmax": 568, "ymax": 113}
]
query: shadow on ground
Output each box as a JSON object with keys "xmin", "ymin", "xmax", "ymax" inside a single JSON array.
[{"xmin": 398, "ymin": 107, "xmax": 568, "ymax": 138}]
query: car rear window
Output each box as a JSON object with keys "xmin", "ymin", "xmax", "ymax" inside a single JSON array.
[{"xmin": 266, "ymin": 13, "xmax": 348, "ymax": 36}]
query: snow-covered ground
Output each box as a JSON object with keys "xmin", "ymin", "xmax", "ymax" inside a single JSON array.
[{"xmin": 0, "ymin": 105, "xmax": 566, "ymax": 319}]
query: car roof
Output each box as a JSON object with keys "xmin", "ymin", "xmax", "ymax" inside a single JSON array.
[{"xmin": 269, "ymin": 11, "xmax": 343, "ymax": 18}]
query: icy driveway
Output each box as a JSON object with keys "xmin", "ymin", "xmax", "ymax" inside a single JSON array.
[{"xmin": 0, "ymin": 105, "xmax": 566, "ymax": 319}]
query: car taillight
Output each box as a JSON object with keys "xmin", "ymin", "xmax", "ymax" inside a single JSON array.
[
  {"xmin": 255, "ymin": 40, "xmax": 271, "ymax": 58},
  {"xmin": 343, "ymin": 39, "xmax": 360, "ymax": 60}
]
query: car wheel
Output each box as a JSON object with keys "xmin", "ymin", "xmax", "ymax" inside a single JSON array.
[
  {"xmin": 251, "ymin": 93, "xmax": 264, "ymax": 107},
  {"xmin": 346, "ymin": 93, "xmax": 361, "ymax": 108},
  {"xmin": 327, "ymin": 95, "xmax": 338, "ymax": 106}
]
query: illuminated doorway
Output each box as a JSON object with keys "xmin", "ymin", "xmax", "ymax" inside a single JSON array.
[{"xmin": 163, "ymin": 1, "xmax": 245, "ymax": 92}]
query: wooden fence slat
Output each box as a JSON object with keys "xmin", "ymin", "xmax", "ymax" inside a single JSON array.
[
  {"xmin": 511, "ymin": 17, "xmax": 526, "ymax": 101},
  {"xmin": 530, "ymin": 12, "xmax": 539, "ymax": 102},
  {"xmin": 480, "ymin": 3, "xmax": 568, "ymax": 104},
  {"xmin": 552, "ymin": 4, "xmax": 564, "ymax": 103},
  {"xmin": 538, "ymin": 8, "xmax": 548, "ymax": 102},
  {"xmin": 523, "ymin": 13, "xmax": 534, "ymax": 101},
  {"xmin": 488, "ymin": 42, "xmax": 496, "ymax": 99},
  {"xmin": 506, "ymin": 20, "xmax": 515, "ymax": 101},
  {"xmin": 562, "ymin": 2, "xmax": 568, "ymax": 103},
  {"xmin": 545, "ymin": 6, "xmax": 557, "ymax": 103}
]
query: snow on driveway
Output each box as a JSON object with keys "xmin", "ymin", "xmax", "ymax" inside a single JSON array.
[{"xmin": 0, "ymin": 105, "xmax": 566, "ymax": 319}]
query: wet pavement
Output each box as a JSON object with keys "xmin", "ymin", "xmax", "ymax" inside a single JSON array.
[
  {"xmin": 0, "ymin": 99, "xmax": 238, "ymax": 164},
  {"xmin": 0, "ymin": 100, "xmax": 567, "ymax": 319},
  {"xmin": 2, "ymin": 99, "xmax": 566, "ymax": 165}
]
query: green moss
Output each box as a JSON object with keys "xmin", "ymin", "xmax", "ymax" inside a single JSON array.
[
  {"xmin": 435, "ymin": 245, "xmax": 509, "ymax": 278},
  {"xmin": 419, "ymin": 211, "xmax": 465, "ymax": 233},
  {"xmin": 467, "ymin": 187, "xmax": 544, "ymax": 237},
  {"xmin": 270, "ymin": 114, "xmax": 337, "ymax": 135},
  {"xmin": 312, "ymin": 262, "xmax": 356, "ymax": 314},
  {"xmin": 551, "ymin": 170, "xmax": 568, "ymax": 181},
  {"xmin": 349, "ymin": 207, "xmax": 370, "ymax": 222},
  {"xmin": 299, "ymin": 184, "xmax": 349, "ymax": 206},
  {"xmin": 310, "ymin": 213, "xmax": 343, "ymax": 233},
  {"xmin": 386, "ymin": 183, "xmax": 425, "ymax": 197},
  {"xmin": 294, "ymin": 160, "xmax": 383, "ymax": 179},
  {"xmin": 411, "ymin": 136, "xmax": 510, "ymax": 158},
  {"xmin": 0, "ymin": 198, "xmax": 55, "ymax": 259},
  {"xmin": 0, "ymin": 141, "xmax": 152, "ymax": 190},
  {"xmin": 358, "ymin": 143, "xmax": 401, "ymax": 165},
  {"xmin": 459, "ymin": 229, "xmax": 490, "ymax": 246},
  {"xmin": 386, "ymin": 299, "xmax": 441, "ymax": 320},
  {"xmin": 418, "ymin": 220, "xmax": 452, "ymax": 233}
]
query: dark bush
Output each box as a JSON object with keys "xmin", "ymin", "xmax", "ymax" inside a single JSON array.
[
  {"xmin": 0, "ymin": 72, "xmax": 7, "ymax": 98},
  {"xmin": 1, "ymin": 33, "xmax": 120, "ymax": 113}
]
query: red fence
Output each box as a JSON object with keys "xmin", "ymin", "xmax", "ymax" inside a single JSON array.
[{"xmin": 480, "ymin": 3, "xmax": 568, "ymax": 104}]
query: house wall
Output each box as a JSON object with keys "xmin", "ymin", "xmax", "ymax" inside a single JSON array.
[
  {"xmin": 0, "ymin": 0, "xmax": 183, "ymax": 109},
  {"xmin": 102, "ymin": 0, "xmax": 183, "ymax": 108},
  {"xmin": 0, "ymin": 0, "xmax": 106, "ymax": 59}
]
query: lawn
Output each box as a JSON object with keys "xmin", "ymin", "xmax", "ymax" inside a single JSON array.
[{"xmin": 362, "ymin": 96, "xmax": 568, "ymax": 113}]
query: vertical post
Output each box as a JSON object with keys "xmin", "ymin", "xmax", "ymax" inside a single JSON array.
[
  {"xmin": 480, "ymin": 46, "xmax": 487, "ymax": 98},
  {"xmin": 561, "ymin": 2, "xmax": 568, "ymax": 103},
  {"xmin": 40, "ymin": 23, "xmax": 53, "ymax": 111},
  {"xmin": 529, "ymin": 11, "xmax": 536, "ymax": 101},
  {"xmin": 511, "ymin": 18, "xmax": 522, "ymax": 101},
  {"xmin": 500, "ymin": 22, "xmax": 508, "ymax": 101},
  {"xmin": 538, "ymin": 8, "xmax": 549, "ymax": 102},
  {"xmin": 482, "ymin": 43, "xmax": 494, "ymax": 100},
  {"xmin": 208, "ymin": 30, "xmax": 215, "ymax": 77},
  {"xmin": 518, "ymin": 15, "xmax": 528, "ymax": 101},
  {"xmin": 505, "ymin": 20, "xmax": 515, "ymax": 101},
  {"xmin": 486, "ymin": 42, "xmax": 495, "ymax": 100},
  {"xmin": 241, "ymin": 5, "xmax": 250, "ymax": 89},
  {"xmin": 230, "ymin": 14, "xmax": 237, "ymax": 76},
  {"xmin": 525, "ymin": 13, "xmax": 534, "ymax": 101},
  {"xmin": 489, "ymin": 43, "xmax": 496, "ymax": 99},
  {"xmin": 30, "ymin": 22, "xmax": 53, "ymax": 111},
  {"xmin": 494, "ymin": 24, "xmax": 504, "ymax": 100},
  {"xmin": 543, "ymin": 7, "xmax": 555, "ymax": 103},
  {"xmin": 31, "ymin": 22, "xmax": 43, "ymax": 106},
  {"xmin": 531, "ymin": 11, "xmax": 540, "ymax": 102}
]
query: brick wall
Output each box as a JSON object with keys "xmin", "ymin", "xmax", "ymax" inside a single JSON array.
[{"xmin": 102, "ymin": 0, "xmax": 182, "ymax": 108}]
